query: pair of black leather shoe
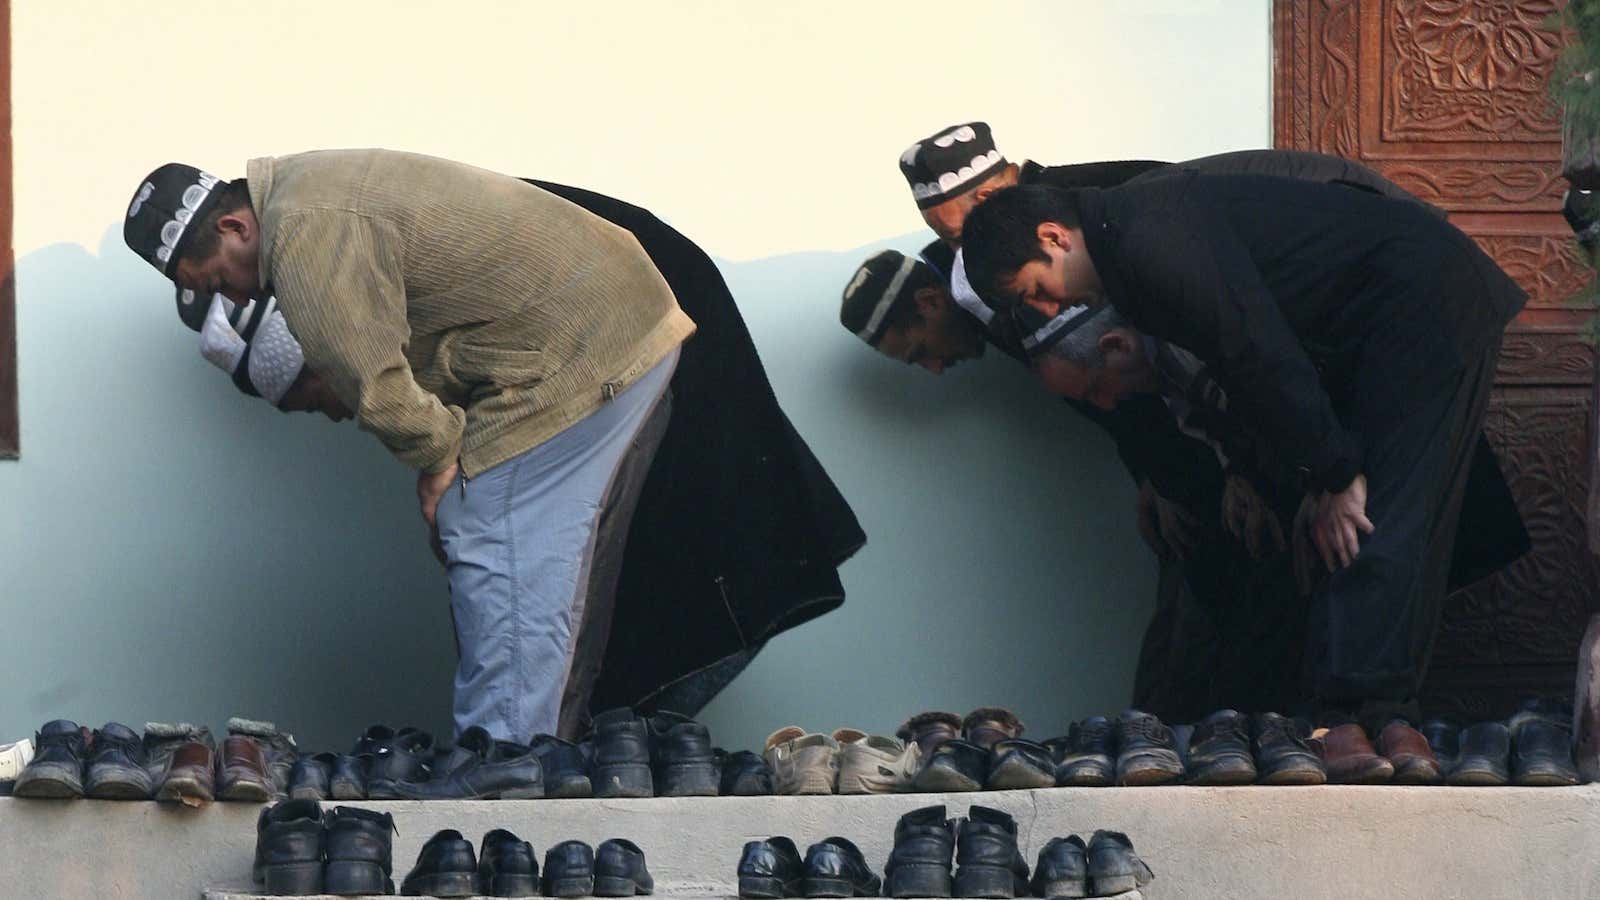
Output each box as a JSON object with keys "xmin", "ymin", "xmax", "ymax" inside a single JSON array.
[
  {"xmin": 884, "ymin": 805, "xmax": 1028, "ymax": 899},
  {"xmin": 255, "ymin": 800, "xmax": 396, "ymax": 896},
  {"xmin": 1031, "ymin": 831, "xmax": 1154, "ymax": 899},
  {"xmin": 917, "ymin": 740, "xmax": 1054, "ymax": 792},
  {"xmin": 738, "ymin": 835, "xmax": 880, "ymax": 898},
  {"xmin": 357, "ymin": 726, "xmax": 436, "ymax": 800},
  {"xmin": 13, "ymin": 720, "xmax": 155, "ymax": 800},
  {"xmin": 1435, "ymin": 712, "xmax": 1582, "ymax": 786},
  {"xmin": 392, "ymin": 726, "xmax": 543, "ymax": 800},
  {"xmin": 647, "ymin": 711, "xmax": 719, "ymax": 796},
  {"xmin": 401, "ymin": 828, "xmax": 537, "ymax": 897}
]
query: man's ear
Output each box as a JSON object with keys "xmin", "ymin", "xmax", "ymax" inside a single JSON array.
[
  {"xmin": 1036, "ymin": 221, "xmax": 1072, "ymax": 251},
  {"xmin": 217, "ymin": 210, "xmax": 252, "ymax": 240},
  {"xmin": 1098, "ymin": 327, "xmax": 1137, "ymax": 358},
  {"xmin": 912, "ymin": 285, "xmax": 946, "ymax": 315}
]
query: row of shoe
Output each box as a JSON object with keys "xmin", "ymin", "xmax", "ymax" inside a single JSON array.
[
  {"xmin": 737, "ymin": 805, "xmax": 1153, "ymax": 899},
  {"xmin": 9, "ymin": 718, "xmax": 296, "ymax": 803},
  {"xmin": 1363, "ymin": 708, "xmax": 1580, "ymax": 786},
  {"xmin": 254, "ymin": 799, "xmax": 654, "ymax": 897}
]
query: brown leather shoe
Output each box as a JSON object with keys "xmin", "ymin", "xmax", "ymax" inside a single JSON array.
[
  {"xmin": 962, "ymin": 707, "xmax": 1023, "ymax": 750},
  {"xmin": 1377, "ymin": 721, "xmax": 1442, "ymax": 784},
  {"xmin": 217, "ymin": 736, "xmax": 274, "ymax": 802},
  {"xmin": 896, "ymin": 712, "xmax": 962, "ymax": 760},
  {"xmin": 156, "ymin": 741, "xmax": 216, "ymax": 805},
  {"xmin": 1312, "ymin": 723, "xmax": 1394, "ymax": 784}
]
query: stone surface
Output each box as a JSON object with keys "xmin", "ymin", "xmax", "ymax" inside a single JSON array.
[{"xmin": 4, "ymin": 787, "xmax": 1600, "ymax": 899}]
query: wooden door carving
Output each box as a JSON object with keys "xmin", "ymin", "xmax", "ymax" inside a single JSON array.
[{"xmin": 1274, "ymin": 0, "xmax": 1600, "ymax": 717}]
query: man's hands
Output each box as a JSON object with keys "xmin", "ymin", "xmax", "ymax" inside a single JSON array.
[
  {"xmin": 1293, "ymin": 473, "xmax": 1374, "ymax": 592},
  {"xmin": 418, "ymin": 461, "xmax": 458, "ymax": 568},
  {"xmin": 1136, "ymin": 478, "xmax": 1201, "ymax": 560},
  {"xmin": 1221, "ymin": 472, "xmax": 1287, "ymax": 559}
]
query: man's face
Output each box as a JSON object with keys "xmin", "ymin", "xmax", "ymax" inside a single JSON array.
[
  {"xmin": 921, "ymin": 192, "xmax": 980, "ymax": 246},
  {"xmin": 173, "ymin": 215, "xmax": 261, "ymax": 305},
  {"xmin": 278, "ymin": 370, "xmax": 354, "ymax": 422},
  {"xmin": 873, "ymin": 287, "xmax": 986, "ymax": 375},
  {"xmin": 998, "ymin": 222, "xmax": 1102, "ymax": 316},
  {"xmin": 1032, "ymin": 327, "xmax": 1156, "ymax": 410}
]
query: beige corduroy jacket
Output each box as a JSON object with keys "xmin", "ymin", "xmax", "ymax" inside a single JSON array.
[{"xmin": 247, "ymin": 149, "xmax": 695, "ymax": 475}]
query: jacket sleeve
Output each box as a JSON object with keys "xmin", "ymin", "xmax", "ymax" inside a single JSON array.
[
  {"xmin": 269, "ymin": 211, "xmax": 466, "ymax": 473},
  {"xmin": 1114, "ymin": 207, "xmax": 1363, "ymax": 493}
]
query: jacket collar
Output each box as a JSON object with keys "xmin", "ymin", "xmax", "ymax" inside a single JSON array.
[{"xmin": 245, "ymin": 156, "xmax": 277, "ymax": 294}]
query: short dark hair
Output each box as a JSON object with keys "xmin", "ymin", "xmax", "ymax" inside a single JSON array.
[
  {"xmin": 179, "ymin": 178, "xmax": 253, "ymax": 265},
  {"xmin": 961, "ymin": 184, "xmax": 1082, "ymax": 308}
]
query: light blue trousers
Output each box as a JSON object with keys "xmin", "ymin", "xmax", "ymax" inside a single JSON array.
[{"xmin": 436, "ymin": 349, "xmax": 679, "ymax": 742}]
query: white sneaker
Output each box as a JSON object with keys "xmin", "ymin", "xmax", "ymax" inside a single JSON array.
[{"xmin": 0, "ymin": 737, "xmax": 36, "ymax": 782}]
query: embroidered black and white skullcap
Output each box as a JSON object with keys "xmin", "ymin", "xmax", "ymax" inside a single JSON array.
[
  {"xmin": 840, "ymin": 250, "xmax": 926, "ymax": 346},
  {"xmin": 899, "ymin": 122, "xmax": 1007, "ymax": 209},
  {"xmin": 1012, "ymin": 300, "xmax": 1100, "ymax": 357},
  {"xmin": 124, "ymin": 163, "xmax": 227, "ymax": 277},
  {"xmin": 196, "ymin": 292, "xmax": 304, "ymax": 406}
]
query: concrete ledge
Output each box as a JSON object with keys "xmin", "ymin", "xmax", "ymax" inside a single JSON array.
[{"xmin": 4, "ymin": 786, "xmax": 1599, "ymax": 899}]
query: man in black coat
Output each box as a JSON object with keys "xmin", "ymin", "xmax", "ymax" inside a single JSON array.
[{"xmin": 962, "ymin": 167, "xmax": 1527, "ymax": 720}]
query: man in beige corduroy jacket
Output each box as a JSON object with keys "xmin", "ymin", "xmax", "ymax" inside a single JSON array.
[{"xmin": 124, "ymin": 150, "xmax": 696, "ymax": 744}]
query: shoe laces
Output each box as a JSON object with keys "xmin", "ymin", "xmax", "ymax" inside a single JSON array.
[
  {"xmin": 1121, "ymin": 715, "xmax": 1170, "ymax": 744},
  {"xmin": 1075, "ymin": 719, "xmax": 1113, "ymax": 747},
  {"xmin": 1194, "ymin": 715, "xmax": 1247, "ymax": 746}
]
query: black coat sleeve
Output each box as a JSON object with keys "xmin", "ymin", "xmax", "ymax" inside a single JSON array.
[{"xmin": 1113, "ymin": 206, "xmax": 1363, "ymax": 493}]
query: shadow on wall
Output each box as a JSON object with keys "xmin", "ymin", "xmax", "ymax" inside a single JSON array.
[{"xmin": 0, "ymin": 224, "xmax": 1156, "ymax": 753}]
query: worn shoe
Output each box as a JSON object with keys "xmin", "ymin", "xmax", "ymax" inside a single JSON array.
[
  {"xmin": 835, "ymin": 730, "xmax": 920, "ymax": 794},
  {"xmin": 1085, "ymin": 831, "xmax": 1153, "ymax": 897},
  {"xmin": 1114, "ymin": 711, "xmax": 1184, "ymax": 786},
  {"xmin": 1185, "ymin": 710, "xmax": 1256, "ymax": 786},
  {"xmin": 954, "ymin": 806, "xmax": 1029, "ymax": 899},
  {"xmin": 325, "ymin": 805, "xmax": 396, "ymax": 896},
  {"xmin": 12, "ymin": 720, "xmax": 87, "ymax": 799},
  {"xmin": 529, "ymin": 734, "xmax": 592, "ymax": 799},
  {"xmin": 738, "ymin": 837, "xmax": 805, "ymax": 899},
  {"xmin": 595, "ymin": 838, "xmax": 654, "ymax": 896},
  {"xmin": 803, "ymin": 837, "xmax": 881, "ymax": 898},
  {"xmin": 1251, "ymin": 713, "xmax": 1325, "ymax": 785},
  {"xmin": 912, "ymin": 739, "xmax": 987, "ymax": 793},
  {"xmin": 1420, "ymin": 718, "xmax": 1462, "ymax": 776},
  {"xmin": 479, "ymin": 828, "xmax": 539, "ymax": 897},
  {"xmin": 218, "ymin": 734, "xmax": 276, "ymax": 802},
  {"xmin": 1053, "ymin": 717, "xmax": 1115, "ymax": 787},
  {"xmin": 1314, "ymin": 723, "xmax": 1394, "ymax": 785},
  {"xmin": 592, "ymin": 708, "xmax": 655, "ymax": 798},
  {"xmin": 330, "ymin": 753, "xmax": 369, "ymax": 801},
  {"xmin": 394, "ymin": 727, "xmax": 543, "ymax": 799},
  {"xmin": 1510, "ymin": 714, "xmax": 1581, "ymax": 786},
  {"xmin": 144, "ymin": 722, "xmax": 216, "ymax": 805},
  {"xmin": 543, "ymin": 840, "xmax": 597, "ymax": 898},
  {"xmin": 289, "ymin": 752, "xmax": 338, "ymax": 801},
  {"xmin": 897, "ymin": 712, "xmax": 963, "ymax": 761},
  {"xmin": 765, "ymin": 727, "xmax": 840, "ymax": 795},
  {"xmin": 361, "ymin": 726, "xmax": 435, "ymax": 800},
  {"xmin": 230, "ymin": 717, "xmax": 297, "ymax": 799},
  {"xmin": 962, "ymin": 708, "xmax": 1024, "ymax": 751},
  {"xmin": 1376, "ymin": 721, "xmax": 1442, "ymax": 785},
  {"xmin": 0, "ymin": 736, "xmax": 34, "ymax": 794},
  {"xmin": 82, "ymin": 722, "xmax": 153, "ymax": 800},
  {"xmin": 403, "ymin": 829, "xmax": 481, "ymax": 898},
  {"xmin": 1029, "ymin": 836, "xmax": 1088, "ymax": 900},
  {"xmin": 984, "ymin": 739, "xmax": 1056, "ymax": 791},
  {"xmin": 648, "ymin": 710, "xmax": 719, "ymax": 797},
  {"xmin": 718, "ymin": 749, "xmax": 773, "ymax": 796},
  {"xmin": 884, "ymin": 805, "xmax": 955, "ymax": 898},
  {"xmin": 256, "ymin": 799, "xmax": 326, "ymax": 895},
  {"xmin": 1449, "ymin": 721, "xmax": 1510, "ymax": 786}
]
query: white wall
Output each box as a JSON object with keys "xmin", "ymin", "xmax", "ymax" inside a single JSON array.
[{"xmin": 0, "ymin": 1, "xmax": 1270, "ymax": 752}]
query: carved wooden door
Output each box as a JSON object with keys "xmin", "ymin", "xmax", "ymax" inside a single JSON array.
[{"xmin": 1274, "ymin": 0, "xmax": 1600, "ymax": 718}]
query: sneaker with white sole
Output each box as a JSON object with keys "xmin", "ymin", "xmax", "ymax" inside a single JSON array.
[{"xmin": 0, "ymin": 736, "xmax": 36, "ymax": 793}]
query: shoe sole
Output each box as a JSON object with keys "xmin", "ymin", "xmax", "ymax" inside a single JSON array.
[
  {"xmin": 265, "ymin": 861, "xmax": 323, "ymax": 896},
  {"xmin": 1389, "ymin": 759, "xmax": 1442, "ymax": 785},
  {"xmin": 12, "ymin": 762, "xmax": 84, "ymax": 799},
  {"xmin": 1327, "ymin": 760, "xmax": 1395, "ymax": 785},
  {"xmin": 1447, "ymin": 764, "xmax": 1507, "ymax": 787},
  {"xmin": 657, "ymin": 763, "xmax": 720, "ymax": 797},
  {"xmin": 490, "ymin": 872, "xmax": 542, "ymax": 896},
  {"xmin": 155, "ymin": 771, "xmax": 215, "ymax": 804},
  {"xmin": 85, "ymin": 775, "xmax": 154, "ymax": 800},
  {"xmin": 804, "ymin": 876, "xmax": 864, "ymax": 898},
  {"xmin": 887, "ymin": 864, "xmax": 952, "ymax": 898},
  {"xmin": 1055, "ymin": 760, "xmax": 1114, "ymax": 787},
  {"xmin": 912, "ymin": 765, "xmax": 982, "ymax": 793},
  {"xmin": 953, "ymin": 864, "xmax": 1020, "ymax": 899},
  {"xmin": 739, "ymin": 875, "xmax": 802, "ymax": 898},
  {"xmin": 546, "ymin": 874, "xmax": 597, "ymax": 897},
  {"xmin": 1185, "ymin": 753, "xmax": 1257, "ymax": 786},
  {"xmin": 217, "ymin": 770, "xmax": 274, "ymax": 802},
  {"xmin": 1089, "ymin": 873, "xmax": 1139, "ymax": 895},
  {"xmin": 594, "ymin": 763, "xmax": 654, "ymax": 798},
  {"xmin": 1514, "ymin": 768, "xmax": 1581, "ymax": 787},
  {"xmin": 329, "ymin": 778, "xmax": 366, "ymax": 801},
  {"xmin": 1032, "ymin": 878, "xmax": 1088, "ymax": 899},
  {"xmin": 1115, "ymin": 751, "xmax": 1184, "ymax": 786},
  {"xmin": 595, "ymin": 874, "xmax": 651, "ymax": 896},
  {"xmin": 1256, "ymin": 764, "xmax": 1327, "ymax": 786},
  {"xmin": 407, "ymin": 871, "xmax": 479, "ymax": 897},
  {"xmin": 325, "ymin": 859, "xmax": 390, "ymax": 896},
  {"xmin": 547, "ymin": 774, "xmax": 595, "ymax": 799},
  {"xmin": 986, "ymin": 756, "xmax": 1057, "ymax": 791}
]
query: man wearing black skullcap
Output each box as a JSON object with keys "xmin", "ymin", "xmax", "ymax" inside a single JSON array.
[{"xmin": 961, "ymin": 166, "xmax": 1527, "ymax": 725}]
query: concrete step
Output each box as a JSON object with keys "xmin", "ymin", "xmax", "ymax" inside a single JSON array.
[{"xmin": 4, "ymin": 786, "xmax": 1599, "ymax": 899}]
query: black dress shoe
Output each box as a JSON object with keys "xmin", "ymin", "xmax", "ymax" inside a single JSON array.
[
  {"xmin": 14, "ymin": 720, "xmax": 84, "ymax": 799},
  {"xmin": 1252, "ymin": 712, "xmax": 1325, "ymax": 785},
  {"xmin": 363, "ymin": 727, "xmax": 435, "ymax": 800},
  {"xmin": 1054, "ymin": 717, "xmax": 1115, "ymax": 787},
  {"xmin": 394, "ymin": 728, "xmax": 543, "ymax": 800},
  {"xmin": 1510, "ymin": 715, "xmax": 1581, "ymax": 786},
  {"xmin": 402, "ymin": 829, "xmax": 481, "ymax": 898},
  {"xmin": 592, "ymin": 707, "xmax": 655, "ymax": 798},
  {"xmin": 1030, "ymin": 836, "xmax": 1087, "ymax": 900},
  {"xmin": 984, "ymin": 739, "xmax": 1056, "ymax": 790},
  {"xmin": 1420, "ymin": 718, "xmax": 1462, "ymax": 776},
  {"xmin": 85, "ymin": 722, "xmax": 154, "ymax": 800},
  {"xmin": 257, "ymin": 799, "xmax": 327, "ymax": 896},
  {"xmin": 738, "ymin": 836, "xmax": 805, "ymax": 898},
  {"xmin": 954, "ymin": 806, "xmax": 1029, "ymax": 899},
  {"xmin": 718, "ymin": 749, "xmax": 774, "ymax": 795},
  {"xmin": 325, "ymin": 805, "xmax": 396, "ymax": 896},
  {"xmin": 330, "ymin": 753, "xmax": 369, "ymax": 801},
  {"xmin": 1114, "ymin": 710, "xmax": 1184, "ymax": 786},
  {"xmin": 289, "ymin": 752, "xmax": 337, "ymax": 801},
  {"xmin": 1186, "ymin": 710, "xmax": 1256, "ymax": 785},
  {"xmin": 479, "ymin": 828, "xmax": 540, "ymax": 897},
  {"xmin": 912, "ymin": 739, "xmax": 987, "ymax": 793},
  {"xmin": 1449, "ymin": 721, "xmax": 1509, "ymax": 786},
  {"xmin": 803, "ymin": 837, "xmax": 881, "ymax": 898},
  {"xmin": 1085, "ymin": 831, "xmax": 1153, "ymax": 897},
  {"xmin": 648, "ymin": 710, "xmax": 719, "ymax": 797},
  {"xmin": 528, "ymin": 734, "xmax": 593, "ymax": 798},
  {"xmin": 543, "ymin": 840, "xmax": 597, "ymax": 898},
  {"xmin": 884, "ymin": 805, "xmax": 955, "ymax": 898},
  {"xmin": 596, "ymin": 838, "xmax": 655, "ymax": 896}
]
